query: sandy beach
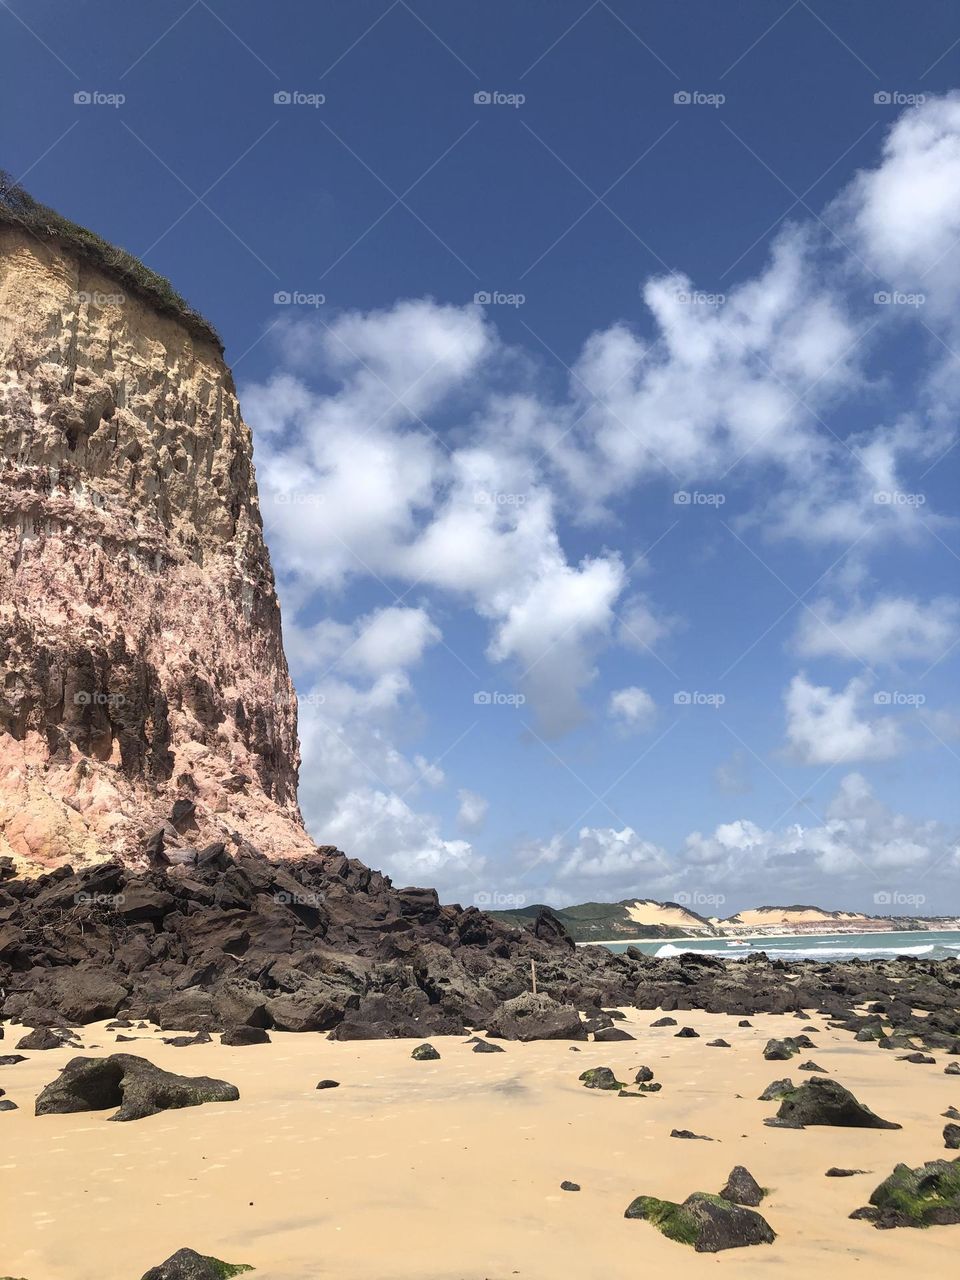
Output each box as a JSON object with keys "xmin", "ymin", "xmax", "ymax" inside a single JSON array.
[{"xmin": 1, "ymin": 1008, "xmax": 957, "ymax": 1279}]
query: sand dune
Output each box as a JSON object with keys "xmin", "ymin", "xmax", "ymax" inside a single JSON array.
[{"xmin": 1, "ymin": 1011, "xmax": 957, "ymax": 1278}]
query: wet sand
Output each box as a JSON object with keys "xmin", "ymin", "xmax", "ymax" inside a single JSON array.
[{"xmin": 1, "ymin": 1008, "xmax": 957, "ymax": 1278}]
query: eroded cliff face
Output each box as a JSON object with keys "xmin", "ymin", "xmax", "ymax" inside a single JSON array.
[{"xmin": 0, "ymin": 223, "xmax": 312, "ymax": 869}]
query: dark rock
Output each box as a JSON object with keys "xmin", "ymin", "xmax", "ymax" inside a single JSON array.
[
  {"xmin": 162, "ymin": 1031, "xmax": 211, "ymax": 1048},
  {"xmin": 579, "ymin": 1067, "xmax": 624, "ymax": 1090},
  {"xmin": 472, "ymin": 1040, "xmax": 505, "ymax": 1053},
  {"xmin": 15, "ymin": 1027, "xmax": 78, "ymax": 1050},
  {"xmin": 170, "ymin": 798, "xmax": 197, "ymax": 826},
  {"xmin": 411, "ymin": 1043, "xmax": 440, "ymax": 1061},
  {"xmin": 486, "ymin": 993, "xmax": 585, "ymax": 1042},
  {"xmin": 221, "ymin": 1026, "xmax": 270, "ymax": 1046},
  {"xmin": 560, "ymin": 1180, "xmax": 581, "ymax": 1191},
  {"xmin": 898, "ymin": 1052, "xmax": 936, "ymax": 1064},
  {"xmin": 675, "ymin": 1027, "xmax": 699, "ymax": 1038},
  {"xmin": 651, "ymin": 1017, "xmax": 677, "ymax": 1027},
  {"xmin": 799, "ymin": 1060, "xmax": 826, "ymax": 1071},
  {"xmin": 0, "ymin": 1098, "xmax": 18, "ymax": 1111},
  {"xmin": 671, "ymin": 1129, "xmax": 713, "ymax": 1140},
  {"xmin": 625, "ymin": 1191, "xmax": 775, "ymax": 1251},
  {"xmin": 707, "ymin": 1039, "xmax": 730, "ymax": 1048},
  {"xmin": 738, "ymin": 1020, "xmax": 752, "ymax": 1027},
  {"xmin": 719, "ymin": 1166, "xmax": 765, "ymax": 1206},
  {"xmin": 763, "ymin": 1038, "xmax": 799, "ymax": 1061},
  {"xmin": 593, "ymin": 1026, "xmax": 635, "ymax": 1042},
  {"xmin": 35, "ymin": 1054, "xmax": 239, "ymax": 1121},
  {"xmin": 758, "ymin": 1077, "xmax": 794, "ymax": 1101},
  {"xmin": 945, "ymin": 1124, "xmax": 960, "ymax": 1150},
  {"xmin": 140, "ymin": 1246, "xmax": 252, "ymax": 1279},
  {"xmin": 826, "ymin": 1168, "xmax": 867, "ymax": 1177},
  {"xmin": 316, "ymin": 1079, "xmax": 340, "ymax": 1090},
  {"xmin": 634, "ymin": 1066, "xmax": 654, "ymax": 1083},
  {"xmin": 852, "ymin": 1159, "xmax": 960, "ymax": 1228},
  {"xmin": 0, "ymin": 1055, "xmax": 27, "ymax": 1066},
  {"xmin": 763, "ymin": 1116, "xmax": 805, "ymax": 1129},
  {"xmin": 946, "ymin": 1063, "xmax": 960, "ymax": 1076},
  {"xmin": 775, "ymin": 1078, "xmax": 901, "ymax": 1129}
]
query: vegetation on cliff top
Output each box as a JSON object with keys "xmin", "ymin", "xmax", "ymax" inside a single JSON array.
[{"xmin": 0, "ymin": 170, "xmax": 221, "ymax": 348}]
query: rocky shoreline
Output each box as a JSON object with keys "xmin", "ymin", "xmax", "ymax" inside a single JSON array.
[{"xmin": 2, "ymin": 839, "xmax": 959, "ymax": 1049}]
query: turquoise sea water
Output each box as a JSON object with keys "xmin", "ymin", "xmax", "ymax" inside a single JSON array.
[{"xmin": 600, "ymin": 929, "xmax": 960, "ymax": 961}]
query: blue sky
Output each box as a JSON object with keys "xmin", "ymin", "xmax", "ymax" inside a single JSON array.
[{"xmin": 5, "ymin": 1, "xmax": 960, "ymax": 913}]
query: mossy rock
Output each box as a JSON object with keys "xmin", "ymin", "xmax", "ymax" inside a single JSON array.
[
  {"xmin": 411, "ymin": 1043, "xmax": 440, "ymax": 1061},
  {"xmin": 625, "ymin": 1195, "xmax": 700, "ymax": 1245},
  {"xmin": 854, "ymin": 1159, "xmax": 960, "ymax": 1228},
  {"xmin": 578, "ymin": 1066, "xmax": 624, "ymax": 1090},
  {"xmin": 140, "ymin": 1248, "xmax": 253, "ymax": 1279},
  {"xmin": 625, "ymin": 1191, "xmax": 775, "ymax": 1252}
]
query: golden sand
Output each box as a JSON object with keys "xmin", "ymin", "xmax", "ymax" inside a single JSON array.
[{"xmin": 1, "ymin": 1009, "xmax": 956, "ymax": 1278}]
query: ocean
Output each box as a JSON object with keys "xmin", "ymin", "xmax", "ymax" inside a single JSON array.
[{"xmin": 601, "ymin": 929, "xmax": 960, "ymax": 962}]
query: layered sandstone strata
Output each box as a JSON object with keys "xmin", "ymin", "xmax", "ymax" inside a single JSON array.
[{"xmin": 0, "ymin": 220, "xmax": 312, "ymax": 868}]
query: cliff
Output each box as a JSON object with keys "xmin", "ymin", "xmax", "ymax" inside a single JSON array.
[{"xmin": 0, "ymin": 202, "xmax": 312, "ymax": 869}]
